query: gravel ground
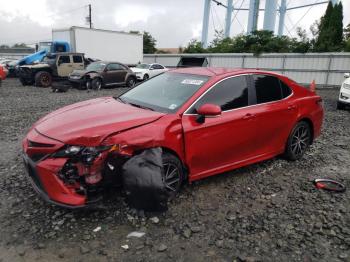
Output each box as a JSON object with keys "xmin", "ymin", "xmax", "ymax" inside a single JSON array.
[{"xmin": 0, "ymin": 78, "xmax": 349, "ymax": 262}]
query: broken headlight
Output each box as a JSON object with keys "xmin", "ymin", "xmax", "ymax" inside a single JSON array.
[{"xmin": 52, "ymin": 145, "xmax": 114, "ymax": 164}]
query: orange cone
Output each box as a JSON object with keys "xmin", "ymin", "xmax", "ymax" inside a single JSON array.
[{"xmin": 310, "ymin": 80, "xmax": 316, "ymax": 93}]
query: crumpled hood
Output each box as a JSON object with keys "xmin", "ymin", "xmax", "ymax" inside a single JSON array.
[{"xmin": 34, "ymin": 97, "xmax": 165, "ymax": 146}]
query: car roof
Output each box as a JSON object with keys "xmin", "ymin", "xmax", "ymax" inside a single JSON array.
[{"xmin": 170, "ymin": 67, "xmax": 281, "ymax": 77}]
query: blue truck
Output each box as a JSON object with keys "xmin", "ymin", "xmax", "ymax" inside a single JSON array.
[{"xmin": 17, "ymin": 41, "xmax": 71, "ymax": 66}]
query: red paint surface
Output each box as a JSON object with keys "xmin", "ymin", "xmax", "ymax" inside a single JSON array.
[{"xmin": 23, "ymin": 68, "xmax": 324, "ymax": 207}]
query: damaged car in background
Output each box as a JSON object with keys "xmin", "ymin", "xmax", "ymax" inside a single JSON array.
[
  {"xmin": 22, "ymin": 67, "xmax": 324, "ymax": 211},
  {"xmin": 69, "ymin": 61, "xmax": 137, "ymax": 90}
]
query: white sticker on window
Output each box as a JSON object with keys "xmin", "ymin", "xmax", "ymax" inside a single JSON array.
[
  {"xmin": 181, "ymin": 79, "xmax": 204, "ymax": 85},
  {"xmin": 169, "ymin": 104, "xmax": 177, "ymax": 110}
]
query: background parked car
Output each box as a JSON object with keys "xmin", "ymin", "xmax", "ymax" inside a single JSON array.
[
  {"xmin": 130, "ymin": 63, "xmax": 167, "ymax": 81},
  {"xmin": 337, "ymin": 72, "xmax": 350, "ymax": 110},
  {"xmin": 0, "ymin": 59, "xmax": 18, "ymax": 77},
  {"xmin": 69, "ymin": 61, "xmax": 137, "ymax": 90},
  {"xmin": 18, "ymin": 53, "xmax": 85, "ymax": 87}
]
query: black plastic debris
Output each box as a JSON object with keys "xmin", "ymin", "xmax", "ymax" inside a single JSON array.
[
  {"xmin": 122, "ymin": 147, "xmax": 168, "ymax": 212},
  {"xmin": 51, "ymin": 81, "xmax": 71, "ymax": 93}
]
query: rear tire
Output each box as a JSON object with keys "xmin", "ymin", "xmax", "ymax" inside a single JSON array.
[
  {"xmin": 337, "ymin": 101, "xmax": 345, "ymax": 110},
  {"xmin": 284, "ymin": 121, "xmax": 312, "ymax": 161},
  {"xmin": 91, "ymin": 78, "xmax": 102, "ymax": 90},
  {"xmin": 35, "ymin": 71, "xmax": 52, "ymax": 87},
  {"xmin": 143, "ymin": 74, "xmax": 149, "ymax": 81},
  {"xmin": 162, "ymin": 152, "xmax": 184, "ymax": 198},
  {"xmin": 126, "ymin": 77, "xmax": 136, "ymax": 88}
]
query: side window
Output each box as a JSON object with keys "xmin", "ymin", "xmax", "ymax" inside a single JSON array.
[
  {"xmin": 58, "ymin": 55, "xmax": 70, "ymax": 64},
  {"xmin": 73, "ymin": 55, "xmax": 83, "ymax": 63},
  {"xmin": 107, "ymin": 63, "xmax": 125, "ymax": 71},
  {"xmin": 190, "ymin": 76, "xmax": 249, "ymax": 113},
  {"xmin": 150, "ymin": 64, "xmax": 156, "ymax": 70},
  {"xmin": 154, "ymin": 64, "xmax": 164, "ymax": 69},
  {"xmin": 253, "ymin": 75, "xmax": 282, "ymax": 104},
  {"xmin": 280, "ymin": 80, "xmax": 292, "ymax": 98}
]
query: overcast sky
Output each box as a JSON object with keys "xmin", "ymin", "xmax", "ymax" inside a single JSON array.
[{"xmin": 0, "ymin": 0, "xmax": 349, "ymax": 48}]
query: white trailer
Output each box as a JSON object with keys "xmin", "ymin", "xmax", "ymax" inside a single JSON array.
[{"xmin": 52, "ymin": 26, "xmax": 143, "ymax": 65}]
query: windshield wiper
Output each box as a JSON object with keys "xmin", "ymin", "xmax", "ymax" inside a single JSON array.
[
  {"xmin": 128, "ymin": 102, "xmax": 154, "ymax": 111},
  {"xmin": 114, "ymin": 97, "xmax": 154, "ymax": 111}
]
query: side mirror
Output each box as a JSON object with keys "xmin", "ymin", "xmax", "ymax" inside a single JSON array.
[
  {"xmin": 150, "ymin": 67, "xmax": 155, "ymax": 70},
  {"xmin": 344, "ymin": 73, "xmax": 350, "ymax": 78},
  {"xmin": 57, "ymin": 60, "xmax": 62, "ymax": 66},
  {"xmin": 196, "ymin": 104, "xmax": 221, "ymax": 123}
]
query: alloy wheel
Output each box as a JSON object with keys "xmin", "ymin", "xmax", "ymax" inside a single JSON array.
[
  {"xmin": 162, "ymin": 163, "xmax": 181, "ymax": 193},
  {"xmin": 291, "ymin": 124, "xmax": 310, "ymax": 157}
]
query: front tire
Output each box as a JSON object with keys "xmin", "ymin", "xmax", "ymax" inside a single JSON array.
[
  {"xmin": 35, "ymin": 71, "xmax": 52, "ymax": 87},
  {"xmin": 162, "ymin": 152, "xmax": 184, "ymax": 198},
  {"xmin": 284, "ymin": 121, "xmax": 312, "ymax": 161},
  {"xmin": 143, "ymin": 74, "xmax": 149, "ymax": 81},
  {"xmin": 126, "ymin": 77, "xmax": 136, "ymax": 88},
  {"xmin": 91, "ymin": 78, "xmax": 102, "ymax": 90}
]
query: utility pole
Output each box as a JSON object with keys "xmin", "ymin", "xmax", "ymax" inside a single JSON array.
[{"xmin": 88, "ymin": 4, "xmax": 92, "ymax": 29}]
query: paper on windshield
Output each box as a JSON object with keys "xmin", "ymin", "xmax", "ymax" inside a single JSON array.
[{"xmin": 181, "ymin": 79, "xmax": 204, "ymax": 85}]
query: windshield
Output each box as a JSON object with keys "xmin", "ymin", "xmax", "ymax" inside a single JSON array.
[
  {"xmin": 42, "ymin": 55, "xmax": 56, "ymax": 63},
  {"xmin": 38, "ymin": 42, "xmax": 52, "ymax": 52},
  {"xmin": 119, "ymin": 72, "xmax": 209, "ymax": 113},
  {"xmin": 136, "ymin": 63, "xmax": 150, "ymax": 69},
  {"xmin": 86, "ymin": 62, "xmax": 106, "ymax": 71}
]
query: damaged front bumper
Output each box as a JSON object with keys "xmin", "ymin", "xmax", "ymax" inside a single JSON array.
[
  {"xmin": 22, "ymin": 130, "xmax": 124, "ymax": 208},
  {"xmin": 23, "ymin": 153, "xmax": 90, "ymax": 209}
]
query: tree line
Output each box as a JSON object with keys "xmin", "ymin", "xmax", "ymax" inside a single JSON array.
[{"xmin": 182, "ymin": 1, "xmax": 349, "ymax": 54}]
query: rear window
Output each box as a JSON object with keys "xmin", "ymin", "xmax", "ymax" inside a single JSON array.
[
  {"xmin": 253, "ymin": 75, "xmax": 282, "ymax": 104},
  {"xmin": 280, "ymin": 80, "xmax": 292, "ymax": 98},
  {"xmin": 73, "ymin": 56, "xmax": 83, "ymax": 63}
]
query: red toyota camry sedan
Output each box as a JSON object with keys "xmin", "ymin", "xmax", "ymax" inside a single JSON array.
[{"xmin": 22, "ymin": 68, "xmax": 324, "ymax": 208}]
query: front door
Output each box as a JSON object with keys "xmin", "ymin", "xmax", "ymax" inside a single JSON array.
[
  {"xmin": 57, "ymin": 55, "xmax": 72, "ymax": 77},
  {"xmin": 182, "ymin": 75, "xmax": 258, "ymax": 180}
]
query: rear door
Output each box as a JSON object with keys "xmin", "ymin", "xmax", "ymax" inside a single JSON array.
[
  {"xmin": 104, "ymin": 63, "xmax": 128, "ymax": 85},
  {"xmin": 249, "ymin": 74, "xmax": 297, "ymax": 155},
  {"xmin": 71, "ymin": 55, "xmax": 84, "ymax": 71},
  {"xmin": 182, "ymin": 75, "xmax": 258, "ymax": 179}
]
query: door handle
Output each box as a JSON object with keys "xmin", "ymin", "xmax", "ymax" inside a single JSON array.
[
  {"xmin": 287, "ymin": 105, "xmax": 297, "ymax": 110},
  {"xmin": 242, "ymin": 113, "xmax": 256, "ymax": 120}
]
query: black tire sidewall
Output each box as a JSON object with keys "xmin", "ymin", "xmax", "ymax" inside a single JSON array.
[
  {"xmin": 126, "ymin": 77, "xmax": 136, "ymax": 87},
  {"xmin": 35, "ymin": 71, "xmax": 52, "ymax": 87},
  {"xmin": 143, "ymin": 74, "xmax": 149, "ymax": 81},
  {"xmin": 92, "ymin": 78, "xmax": 102, "ymax": 90}
]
